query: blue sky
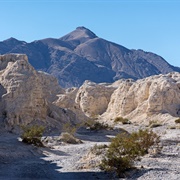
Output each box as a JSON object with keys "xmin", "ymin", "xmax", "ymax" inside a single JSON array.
[{"xmin": 0, "ymin": 0, "xmax": 179, "ymax": 67}]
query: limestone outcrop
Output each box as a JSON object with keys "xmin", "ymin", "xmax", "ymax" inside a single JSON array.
[
  {"xmin": 102, "ymin": 72, "xmax": 180, "ymax": 123},
  {"xmin": 55, "ymin": 81, "xmax": 117, "ymax": 120},
  {"xmin": 75, "ymin": 81, "xmax": 117, "ymax": 118},
  {"xmin": 55, "ymin": 73, "xmax": 180, "ymax": 124},
  {"xmin": 54, "ymin": 87, "xmax": 89, "ymax": 121},
  {"xmin": 0, "ymin": 54, "xmax": 76, "ymax": 132},
  {"xmin": 1, "ymin": 53, "xmax": 179, "ymax": 130}
]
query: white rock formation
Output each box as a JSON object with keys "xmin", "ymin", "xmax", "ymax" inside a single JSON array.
[
  {"xmin": 55, "ymin": 73, "xmax": 180, "ymax": 124},
  {"xmin": 2, "ymin": 53, "xmax": 178, "ymax": 130},
  {"xmin": 54, "ymin": 87, "xmax": 89, "ymax": 121},
  {"xmin": 102, "ymin": 72, "xmax": 180, "ymax": 123},
  {"xmin": 55, "ymin": 80, "xmax": 117, "ymax": 121},
  {"xmin": 0, "ymin": 54, "xmax": 76, "ymax": 131},
  {"xmin": 0, "ymin": 54, "xmax": 28, "ymax": 71},
  {"xmin": 75, "ymin": 81, "xmax": 116, "ymax": 118}
]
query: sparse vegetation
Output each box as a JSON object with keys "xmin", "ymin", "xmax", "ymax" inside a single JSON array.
[
  {"xmin": 90, "ymin": 144, "xmax": 108, "ymax": 155},
  {"xmin": 62, "ymin": 122, "xmax": 78, "ymax": 135},
  {"xmin": 148, "ymin": 120, "xmax": 162, "ymax": 128},
  {"xmin": 60, "ymin": 132, "xmax": 82, "ymax": 144},
  {"xmin": 21, "ymin": 125, "xmax": 45, "ymax": 147},
  {"xmin": 114, "ymin": 117, "xmax": 131, "ymax": 124},
  {"xmin": 88, "ymin": 122, "xmax": 112, "ymax": 131},
  {"xmin": 61, "ymin": 122, "xmax": 83, "ymax": 144},
  {"xmin": 100, "ymin": 129, "xmax": 160, "ymax": 177},
  {"xmin": 83, "ymin": 119, "xmax": 96, "ymax": 128},
  {"xmin": 168, "ymin": 126, "xmax": 176, "ymax": 129},
  {"xmin": 175, "ymin": 118, "xmax": 180, "ymax": 124}
]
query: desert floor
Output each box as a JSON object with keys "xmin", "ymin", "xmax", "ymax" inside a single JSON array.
[{"xmin": 0, "ymin": 124, "xmax": 179, "ymax": 180}]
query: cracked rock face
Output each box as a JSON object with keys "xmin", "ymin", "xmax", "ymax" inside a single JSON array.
[
  {"xmin": 55, "ymin": 80, "xmax": 117, "ymax": 120},
  {"xmin": 1, "ymin": 54, "xmax": 179, "ymax": 130},
  {"xmin": 54, "ymin": 87, "xmax": 89, "ymax": 121},
  {"xmin": 55, "ymin": 73, "xmax": 180, "ymax": 124},
  {"xmin": 75, "ymin": 81, "xmax": 116, "ymax": 118},
  {"xmin": 102, "ymin": 72, "xmax": 180, "ymax": 123},
  {"xmin": 0, "ymin": 54, "xmax": 76, "ymax": 132}
]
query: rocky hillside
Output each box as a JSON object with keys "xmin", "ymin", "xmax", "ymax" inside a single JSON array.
[
  {"xmin": 0, "ymin": 27, "xmax": 179, "ymax": 88},
  {"xmin": 57, "ymin": 72, "xmax": 180, "ymax": 124},
  {"xmin": 0, "ymin": 54, "xmax": 179, "ymax": 131},
  {"xmin": 0, "ymin": 54, "xmax": 179, "ymax": 180},
  {"xmin": 0, "ymin": 54, "xmax": 77, "ymax": 132},
  {"xmin": 102, "ymin": 72, "xmax": 180, "ymax": 123}
]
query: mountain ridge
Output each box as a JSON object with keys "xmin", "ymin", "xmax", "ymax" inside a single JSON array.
[{"xmin": 0, "ymin": 26, "xmax": 179, "ymax": 88}]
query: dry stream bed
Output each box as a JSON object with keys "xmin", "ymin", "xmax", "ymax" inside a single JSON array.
[{"xmin": 0, "ymin": 124, "xmax": 179, "ymax": 180}]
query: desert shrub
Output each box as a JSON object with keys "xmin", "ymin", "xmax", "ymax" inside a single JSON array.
[
  {"xmin": 82, "ymin": 119, "xmax": 113, "ymax": 131},
  {"xmin": 88, "ymin": 122, "xmax": 112, "ymax": 131},
  {"xmin": 61, "ymin": 122, "xmax": 83, "ymax": 144},
  {"xmin": 90, "ymin": 144, "xmax": 108, "ymax": 155},
  {"xmin": 130, "ymin": 129, "xmax": 160, "ymax": 155},
  {"xmin": 62, "ymin": 122, "xmax": 79, "ymax": 135},
  {"xmin": 21, "ymin": 125, "xmax": 45, "ymax": 147},
  {"xmin": 149, "ymin": 123, "xmax": 162, "ymax": 128},
  {"xmin": 168, "ymin": 126, "xmax": 176, "ymax": 129},
  {"xmin": 148, "ymin": 120, "xmax": 162, "ymax": 128},
  {"xmin": 100, "ymin": 129, "xmax": 160, "ymax": 177},
  {"xmin": 114, "ymin": 117, "xmax": 131, "ymax": 124},
  {"xmin": 60, "ymin": 132, "xmax": 82, "ymax": 144},
  {"xmin": 83, "ymin": 119, "xmax": 95, "ymax": 128},
  {"xmin": 175, "ymin": 118, "xmax": 180, "ymax": 124}
]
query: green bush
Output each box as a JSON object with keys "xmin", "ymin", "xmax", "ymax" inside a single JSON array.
[
  {"xmin": 61, "ymin": 122, "xmax": 84, "ymax": 144},
  {"xmin": 88, "ymin": 122, "xmax": 112, "ymax": 131},
  {"xmin": 60, "ymin": 132, "xmax": 82, "ymax": 144},
  {"xmin": 114, "ymin": 117, "xmax": 131, "ymax": 124},
  {"xmin": 62, "ymin": 122, "xmax": 78, "ymax": 135},
  {"xmin": 21, "ymin": 125, "xmax": 45, "ymax": 147},
  {"xmin": 100, "ymin": 129, "xmax": 160, "ymax": 177},
  {"xmin": 175, "ymin": 118, "xmax": 180, "ymax": 124},
  {"xmin": 84, "ymin": 119, "xmax": 96, "ymax": 127},
  {"xmin": 90, "ymin": 144, "xmax": 108, "ymax": 155}
]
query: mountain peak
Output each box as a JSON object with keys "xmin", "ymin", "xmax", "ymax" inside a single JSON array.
[
  {"xmin": 3, "ymin": 37, "xmax": 26, "ymax": 45},
  {"xmin": 76, "ymin": 26, "xmax": 88, "ymax": 30},
  {"xmin": 60, "ymin": 26, "xmax": 97, "ymax": 44},
  {"xmin": 3, "ymin": 37, "xmax": 19, "ymax": 42}
]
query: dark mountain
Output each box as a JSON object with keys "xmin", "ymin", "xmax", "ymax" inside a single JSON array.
[
  {"xmin": 0, "ymin": 37, "xmax": 26, "ymax": 54},
  {"xmin": 0, "ymin": 26, "xmax": 179, "ymax": 88}
]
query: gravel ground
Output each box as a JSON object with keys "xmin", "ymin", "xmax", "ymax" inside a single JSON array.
[{"xmin": 0, "ymin": 125, "xmax": 179, "ymax": 180}]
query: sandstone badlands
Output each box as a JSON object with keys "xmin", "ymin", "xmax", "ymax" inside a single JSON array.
[
  {"xmin": 0, "ymin": 54, "xmax": 179, "ymax": 130},
  {"xmin": 0, "ymin": 54, "xmax": 179, "ymax": 179},
  {"xmin": 56, "ymin": 71, "xmax": 180, "ymax": 126}
]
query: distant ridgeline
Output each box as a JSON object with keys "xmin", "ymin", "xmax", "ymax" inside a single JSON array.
[{"xmin": 0, "ymin": 26, "xmax": 180, "ymax": 88}]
